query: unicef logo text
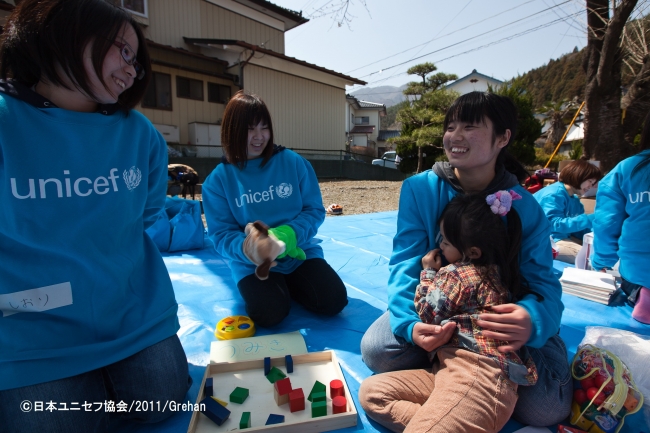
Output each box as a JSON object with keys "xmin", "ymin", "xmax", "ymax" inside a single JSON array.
[{"xmin": 276, "ymin": 183, "xmax": 293, "ymax": 199}]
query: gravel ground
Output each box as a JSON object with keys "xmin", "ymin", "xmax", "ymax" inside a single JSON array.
[
  {"xmin": 192, "ymin": 180, "xmax": 402, "ymax": 226},
  {"xmin": 319, "ymin": 180, "xmax": 402, "ymax": 216}
]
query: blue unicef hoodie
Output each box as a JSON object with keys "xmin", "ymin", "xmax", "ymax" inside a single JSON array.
[
  {"xmin": 592, "ymin": 150, "xmax": 650, "ymax": 287},
  {"xmin": 388, "ymin": 163, "xmax": 563, "ymax": 348},
  {"xmin": 202, "ymin": 148, "xmax": 325, "ymax": 283},
  {"xmin": 533, "ymin": 181, "xmax": 593, "ymax": 242},
  {"xmin": 0, "ymin": 82, "xmax": 179, "ymax": 390}
]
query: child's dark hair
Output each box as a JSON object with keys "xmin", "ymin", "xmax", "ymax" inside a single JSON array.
[
  {"xmin": 439, "ymin": 193, "xmax": 537, "ymax": 301},
  {"xmin": 221, "ymin": 90, "xmax": 275, "ymax": 169},
  {"xmin": 0, "ymin": 0, "xmax": 152, "ymax": 112}
]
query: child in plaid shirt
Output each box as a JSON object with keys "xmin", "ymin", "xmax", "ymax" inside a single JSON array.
[{"xmin": 413, "ymin": 192, "xmax": 539, "ymax": 431}]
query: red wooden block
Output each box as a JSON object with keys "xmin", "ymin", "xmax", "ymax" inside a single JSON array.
[
  {"xmin": 332, "ymin": 395, "xmax": 347, "ymax": 414},
  {"xmin": 273, "ymin": 377, "xmax": 292, "ymax": 406},
  {"xmin": 289, "ymin": 388, "xmax": 305, "ymax": 412},
  {"xmin": 330, "ymin": 379, "xmax": 344, "ymax": 398}
]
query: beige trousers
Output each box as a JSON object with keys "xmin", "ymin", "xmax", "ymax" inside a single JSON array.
[{"xmin": 359, "ymin": 347, "xmax": 518, "ymax": 433}]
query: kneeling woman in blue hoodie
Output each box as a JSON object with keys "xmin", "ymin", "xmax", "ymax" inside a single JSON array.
[{"xmin": 202, "ymin": 91, "xmax": 348, "ymax": 327}]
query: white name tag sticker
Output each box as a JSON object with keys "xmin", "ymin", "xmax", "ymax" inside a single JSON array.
[{"xmin": 0, "ymin": 282, "xmax": 73, "ymax": 317}]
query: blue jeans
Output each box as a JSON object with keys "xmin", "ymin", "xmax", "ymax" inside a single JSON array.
[
  {"xmin": 0, "ymin": 335, "xmax": 191, "ymax": 433},
  {"xmin": 360, "ymin": 312, "xmax": 573, "ymax": 426}
]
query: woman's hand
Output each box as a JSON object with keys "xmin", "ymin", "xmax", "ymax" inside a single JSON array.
[
  {"xmin": 422, "ymin": 249, "xmax": 442, "ymax": 271},
  {"xmin": 411, "ymin": 321, "xmax": 456, "ymax": 352},
  {"xmin": 476, "ymin": 304, "xmax": 532, "ymax": 352}
]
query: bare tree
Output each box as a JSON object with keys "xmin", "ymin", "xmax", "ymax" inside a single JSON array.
[
  {"xmin": 582, "ymin": 0, "xmax": 643, "ymax": 171},
  {"xmin": 309, "ymin": 0, "xmax": 370, "ymax": 29}
]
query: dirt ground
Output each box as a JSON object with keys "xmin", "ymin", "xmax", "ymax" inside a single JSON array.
[
  {"xmin": 319, "ymin": 180, "xmax": 402, "ymax": 216},
  {"xmin": 193, "ymin": 180, "xmax": 402, "ymax": 225}
]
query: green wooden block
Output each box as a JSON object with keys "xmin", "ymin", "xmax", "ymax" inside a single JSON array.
[
  {"xmin": 311, "ymin": 391, "xmax": 326, "ymax": 402},
  {"xmin": 239, "ymin": 411, "xmax": 251, "ymax": 429},
  {"xmin": 307, "ymin": 381, "xmax": 326, "ymax": 402},
  {"xmin": 265, "ymin": 366, "xmax": 286, "ymax": 384},
  {"xmin": 311, "ymin": 400, "xmax": 327, "ymax": 418},
  {"xmin": 229, "ymin": 386, "xmax": 249, "ymax": 404}
]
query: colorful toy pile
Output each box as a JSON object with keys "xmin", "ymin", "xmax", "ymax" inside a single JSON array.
[{"xmin": 570, "ymin": 344, "xmax": 644, "ymax": 433}]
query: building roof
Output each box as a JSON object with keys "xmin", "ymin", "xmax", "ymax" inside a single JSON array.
[
  {"xmin": 445, "ymin": 69, "xmax": 503, "ymax": 90},
  {"xmin": 237, "ymin": 0, "xmax": 308, "ymax": 29},
  {"xmin": 184, "ymin": 38, "xmax": 365, "ymax": 85},
  {"xmin": 346, "ymin": 94, "xmax": 387, "ymax": 113},
  {"xmin": 378, "ymin": 130, "xmax": 401, "ymax": 141},
  {"xmin": 350, "ymin": 125, "xmax": 375, "ymax": 134}
]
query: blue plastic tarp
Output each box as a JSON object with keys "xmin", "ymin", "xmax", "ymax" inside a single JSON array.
[{"xmin": 123, "ymin": 211, "xmax": 649, "ymax": 433}]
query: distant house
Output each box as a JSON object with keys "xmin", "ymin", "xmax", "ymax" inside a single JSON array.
[
  {"xmin": 0, "ymin": 0, "xmax": 365, "ymax": 156},
  {"xmin": 345, "ymin": 94, "xmax": 387, "ymax": 155},
  {"xmin": 445, "ymin": 69, "xmax": 503, "ymax": 95},
  {"xmin": 377, "ymin": 130, "xmax": 401, "ymax": 158}
]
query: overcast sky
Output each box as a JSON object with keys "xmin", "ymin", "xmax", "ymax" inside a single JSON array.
[{"xmin": 269, "ymin": 0, "xmax": 646, "ymax": 98}]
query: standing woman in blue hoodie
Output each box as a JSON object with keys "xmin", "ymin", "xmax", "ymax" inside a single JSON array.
[
  {"xmin": 202, "ymin": 91, "xmax": 348, "ymax": 327},
  {"xmin": 592, "ymin": 111, "xmax": 650, "ymax": 317},
  {"xmin": 0, "ymin": 1, "xmax": 190, "ymax": 432}
]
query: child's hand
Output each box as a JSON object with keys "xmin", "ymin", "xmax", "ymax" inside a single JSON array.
[
  {"xmin": 412, "ymin": 322, "xmax": 456, "ymax": 352},
  {"xmin": 422, "ymin": 249, "xmax": 442, "ymax": 271}
]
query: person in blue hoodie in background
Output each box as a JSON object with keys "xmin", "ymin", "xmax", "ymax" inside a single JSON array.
[
  {"xmin": 0, "ymin": 1, "xmax": 190, "ymax": 432},
  {"xmin": 202, "ymin": 91, "xmax": 348, "ymax": 327},
  {"xmin": 360, "ymin": 92, "xmax": 571, "ymax": 428},
  {"xmin": 534, "ymin": 160, "xmax": 602, "ymax": 263},
  {"xmin": 593, "ymin": 111, "xmax": 650, "ymax": 317}
]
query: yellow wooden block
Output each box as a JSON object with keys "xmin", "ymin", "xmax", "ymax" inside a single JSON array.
[{"xmin": 210, "ymin": 396, "xmax": 228, "ymax": 407}]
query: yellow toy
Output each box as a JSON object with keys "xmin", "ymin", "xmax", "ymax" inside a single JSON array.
[{"xmin": 215, "ymin": 315, "xmax": 256, "ymax": 340}]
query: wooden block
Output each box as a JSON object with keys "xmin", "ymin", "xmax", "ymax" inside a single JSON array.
[
  {"xmin": 264, "ymin": 357, "xmax": 271, "ymax": 376},
  {"xmin": 330, "ymin": 379, "xmax": 344, "ymax": 398},
  {"xmin": 285, "ymin": 354, "xmax": 294, "ymax": 373},
  {"xmin": 332, "ymin": 396, "xmax": 347, "ymax": 414},
  {"xmin": 311, "ymin": 391, "xmax": 326, "ymax": 403},
  {"xmin": 199, "ymin": 396, "xmax": 231, "ymax": 426},
  {"xmin": 229, "ymin": 386, "xmax": 249, "ymax": 404},
  {"xmin": 289, "ymin": 388, "xmax": 305, "ymax": 413},
  {"xmin": 623, "ymin": 390, "xmax": 639, "ymax": 411},
  {"xmin": 273, "ymin": 377, "xmax": 292, "ymax": 406},
  {"xmin": 239, "ymin": 411, "xmax": 251, "ymax": 429},
  {"xmin": 265, "ymin": 414, "xmax": 285, "ymax": 425},
  {"xmin": 311, "ymin": 400, "xmax": 327, "ymax": 418},
  {"xmin": 210, "ymin": 396, "xmax": 227, "ymax": 407},
  {"xmin": 307, "ymin": 380, "xmax": 326, "ymax": 402},
  {"xmin": 265, "ymin": 366, "xmax": 286, "ymax": 384},
  {"xmin": 203, "ymin": 377, "xmax": 213, "ymax": 397}
]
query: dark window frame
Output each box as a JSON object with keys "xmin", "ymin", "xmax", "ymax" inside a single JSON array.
[
  {"xmin": 207, "ymin": 83, "xmax": 231, "ymax": 104},
  {"xmin": 176, "ymin": 76, "xmax": 204, "ymax": 101},
  {"xmin": 142, "ymin": 72, "xmax": 173, "ymax": 111}
]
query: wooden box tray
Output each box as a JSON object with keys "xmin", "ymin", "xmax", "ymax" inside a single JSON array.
[{"xmin": 187, "ymin": 351, "xmax": 357, "ymax": 433}]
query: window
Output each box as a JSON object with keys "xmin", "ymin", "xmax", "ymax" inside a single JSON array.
[
  {"xmin": 354, "ymin": 116, "xmax": 370, "ymax": 125},
  {"xmin": 142, "ymin": 72, "xmax": 172, "ymax": 110},
  {"xmin": 176, "ymin": 77, "xmax": 204, "ymax": 101},
  {"xmin": 108, "ymin": 0, "xmax": 148, "ymax": 17},
  {"xmin": 208, "ymin": 83, "xmax": 231, "ymax": 104}
]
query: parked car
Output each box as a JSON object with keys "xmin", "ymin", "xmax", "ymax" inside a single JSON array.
[{"xmin": 372, "ymin": 151, "xmax": 398, "ymax": 169}]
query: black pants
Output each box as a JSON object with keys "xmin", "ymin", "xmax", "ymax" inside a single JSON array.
[{"xmin": 237, "ymin": 258, "xmax": 348, "ymax": 327}]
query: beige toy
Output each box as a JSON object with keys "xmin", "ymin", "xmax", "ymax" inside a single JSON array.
[{"xmin": 243, "ymin": 221, "xmax": 286, "ymax": 280}]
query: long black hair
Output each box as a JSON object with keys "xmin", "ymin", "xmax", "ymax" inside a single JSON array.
[
  {"xmin": 439, "ymin": 193, "xmax": 538, "ymax": 302},
  {"xmin": 444, "ymin": 92, "xmax": 529, "ymax": 182},
  {"xmin": 0, "ymin": 0, "xmax": 151, "ymax": 112}
]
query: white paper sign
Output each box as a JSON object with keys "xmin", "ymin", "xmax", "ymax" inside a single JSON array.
[
  {"xmin": 0, "ymin": 282, "xmax": 73, "ymax": 317},
  {"xmin": 209, "ymin": 330, "xmax": 308, "ymax": 364}
]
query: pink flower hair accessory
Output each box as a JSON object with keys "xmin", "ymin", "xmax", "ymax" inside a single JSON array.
[{"xmin": 486, "ymin": 190, "xmax": 522, "ymax": 216}]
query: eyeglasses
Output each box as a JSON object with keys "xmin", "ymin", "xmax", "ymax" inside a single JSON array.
[{"xmin": 113, "ymin": 41, "xmax": 145, "ymax": 80}]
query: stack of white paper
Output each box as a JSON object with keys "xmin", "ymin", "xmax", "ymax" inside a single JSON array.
[{"xmin": 559, "ymin": 267, "xmax": 617, "ymax": 304}]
